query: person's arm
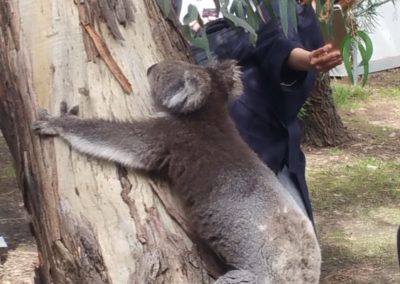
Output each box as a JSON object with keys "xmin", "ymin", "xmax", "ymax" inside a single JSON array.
[
  {"xmin": 288, "ymin": 44, "xmax": 342, "ymax": 72},
  {"xmin": 255, "ymin": 16, "xmax": 304, "ymax": 84}
]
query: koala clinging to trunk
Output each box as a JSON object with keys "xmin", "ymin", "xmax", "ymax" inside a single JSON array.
[{"xmin": 33, "ymin": 60, "xmax": 321, "ymax": 283}]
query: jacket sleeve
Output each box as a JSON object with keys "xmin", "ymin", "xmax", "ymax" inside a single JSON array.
[{"xmin": 255, "ymin": 4, "xmax": 307, "ymax": 85}]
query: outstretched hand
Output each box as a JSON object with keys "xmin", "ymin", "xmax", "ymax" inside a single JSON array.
[
  {"xmin": 309, "ymin": 44, "xmax": 343, "ymax": 72},
  {"xmin": 288, "ymin": 44, "xmax": 343, "ymax": 72}
]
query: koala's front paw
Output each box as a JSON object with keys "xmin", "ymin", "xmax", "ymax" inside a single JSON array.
[
  {"xmin": 32, "ymin": 102, "xmax": 79, "ymax": 137},
  {"xmin": 32, "ymin": 120, "xmax": 61, "ymax": 136},
  {"xmin": 32, "ymin": 108, "xmax": 60, "ymax": 136}
]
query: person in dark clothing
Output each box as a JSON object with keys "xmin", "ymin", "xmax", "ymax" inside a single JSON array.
[
  {"xmin": 397, "ymin": 225, "xmax": 400, "ymax": 269},
  {"xmin": 191, "ymin": 2, "xmax": 342, "ymax": 222}
]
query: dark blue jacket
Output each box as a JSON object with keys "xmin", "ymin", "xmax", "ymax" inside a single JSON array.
[{"xmin": 192, "ymin": 3, "xmax": 324, "ymax": 222}]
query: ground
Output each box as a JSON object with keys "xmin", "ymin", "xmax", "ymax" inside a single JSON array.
[
  {"xmin": 0, "ymin": 134, "xmax": 38, "ymax": 283},
  {"xmin": 0, "ymin": 69, "xmax": 399, "ymax": 283},
  {"xmin": 305, "ymin": 68, "xmax": 400, "ymax": 283}
]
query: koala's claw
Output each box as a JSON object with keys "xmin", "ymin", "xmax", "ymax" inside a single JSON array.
[
  {"xmin": 60, "ymin": 101, "xmax": 79, "ymax": 116},
  {"xmin": 69, "ymin": 105, "xmax": 79, "ymax": 116},
  {"xmin": 37, "ymin": 109, "xmax": 51, "ymax": 120},
  {"xmin": 32, "ymin": 120, "xmax": 60, "ymax": 136}
]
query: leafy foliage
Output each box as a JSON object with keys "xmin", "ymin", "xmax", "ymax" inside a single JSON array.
[
  {"xmin": 182, "ymin": 4, "xmax": 211, "ymax": 57},
  {"xmin": 155, "ymin": 0, "xmax": 389, "ymax": 86}
]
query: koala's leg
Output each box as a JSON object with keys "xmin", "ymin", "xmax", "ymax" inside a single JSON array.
[
  {"xmin": 214, "ymin": 270, "xmax": 260, "ymax": 284},
  {"xmin": 32, "ymin": 102, "xmax": 167, "ymax": 171}
]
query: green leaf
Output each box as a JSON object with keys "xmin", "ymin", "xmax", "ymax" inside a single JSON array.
[
  {"xmin": 220, "ymin": 6, "xmax": 258, "ymax": 43},
  {"xmin": 341, "ymin": 34, "xmax": 354, "ymax": 84},
  {"xmin": 245, "ymin": 0, "xmax": 260, "ymax": 31},
  {"xmin": 357, "ymin": 40, "xmax": 369, "ymax": 86},
  {"xmin": 315, "ymin": 0, "xmax": 322, "ymax": 20},
  {"xmin": 156, "ymin": 0, "xmax": 172, "ymax": 18},
  {"xmin": 183, "ymin": 4, "xmax": 200, "ymax": 25},
  {"xmin": 260, "ymin": 0, "xmax": 278, "ymax": 23},
  {"xmin": 361, "ymin": 61, "xmax": 369, "ymax": 86},
  {"xmin": 236, "ymin": 0, "xmax": 246, "ymax": 20},
  {"xmin": 287, "ymin": 0, "xmax": 297, "ymax": 32},
  {"xmin": 279, "ymin": 0, "xmax": 289, "ymax": 36},
  {"xmin": 182, "ymin": 25, "xmax": 211, "ymax": 58},
  {"xmin": 357, "ymin": 30, "xmax": 373, "ymax": 65}
]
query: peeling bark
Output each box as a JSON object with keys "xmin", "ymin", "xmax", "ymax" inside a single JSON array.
[{"xmin": 0, "ymin": 0, "xmax": 214, "ymax": 283}]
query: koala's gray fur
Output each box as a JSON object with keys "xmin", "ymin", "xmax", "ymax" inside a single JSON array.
[{"xmin": 33, "ymin": 60, "xmax": 321, "ymax": 283}]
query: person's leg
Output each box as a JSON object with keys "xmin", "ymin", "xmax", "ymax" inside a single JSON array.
[{"xmin": 277, "ymin": 165, "xmax": 307, "ymax": 216}]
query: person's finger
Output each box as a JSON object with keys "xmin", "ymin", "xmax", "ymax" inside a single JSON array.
[
  {"xmin": 317, "ymin": 57, "xmax": 343, "ymax": 72},
  {"xmin": 310, "ymin": 44, "xmax": 334, "ymax": 58},
  {"xmin": 311, "ymin": 51, "xmax": 341, "ymax": 66}
]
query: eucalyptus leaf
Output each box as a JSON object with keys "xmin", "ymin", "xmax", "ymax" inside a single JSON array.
[
  {"xmin": 341, "ymin": 34, "xmax": 354, "ymax": 84},
  {"xmin": 183, "ymin": 4, "xmax": 200, "ymax": 25},
  {"xmin": 279, "ymin": 0, "xmax": 289, "ymax": 36},
  {"xmin": 361, "ymin": 61, "xmax": 369, "ymax": 86},
  {"xmin": 156, "ymin": 0, "xmax": 172, "ymax": 18},
  {"xmin": 245, "ymin": 0, "xmax": 260, "ymax": 31},
  {"xmin": 287, "ymin": 0, "xmax": 297, "ymax": 32},
  {"xmin": 357, "ymin": 30, "xmax": 373, "ymax": 65},
  {"xmin": 260, "ymin": 0, "xmax": 278, "ymax": 23},
  {"xmin": 220, "ymin": 7, "xmax": 258, "ymax": 43},
  {"xmin": 357, "ymin": 40, "xmax": 370, "ymax": 86}
]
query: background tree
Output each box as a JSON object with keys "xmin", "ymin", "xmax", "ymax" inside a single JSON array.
[
  {"xmin": 0, "ymin": 0, "xmax": 390, "ymax": 282},
  {"xmin": 0, "ymin": 0, "xmax": 221, "ymax": 282},
  {"xmin": 301, "ymin": 0, "xmax": 391, "ymax": 146},
  {"xmin": 300, "ymin": 73, "xmax": 351, "ymax": 146}
]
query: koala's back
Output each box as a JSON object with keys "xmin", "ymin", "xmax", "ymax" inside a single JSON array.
[{"xmin": 158, "ymin": 115, "xmax": 321, "ymax": 283}]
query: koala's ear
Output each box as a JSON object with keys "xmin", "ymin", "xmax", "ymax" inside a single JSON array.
[
  {"xmin": 163, "ymin": 68, "xmax": 211, "ymax": 114},
  {"xmin": 216, "ymin": 60, "xmax": 243, "ymax": 101}
]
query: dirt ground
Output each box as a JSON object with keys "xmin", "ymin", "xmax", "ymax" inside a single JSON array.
[
  {"xmin": 305, "ymin": 68, "xmax": 400, "ymax": 283},
  {"xmin": 0, "ymin": 69, "xmax": 399, "ymax": 283},
  {"xmin": 0, "ymin": 133, "xmax": 38, "ymax": 283}
]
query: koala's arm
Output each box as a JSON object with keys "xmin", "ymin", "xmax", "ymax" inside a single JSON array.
[{"xmin": 32, "ymin": 104, "xmax": 168, "ymax": 171}]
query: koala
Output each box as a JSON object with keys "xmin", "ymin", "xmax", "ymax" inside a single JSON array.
[{"xmin": 33, "ymin": 60, "xmax": 321, "ymax": 283}]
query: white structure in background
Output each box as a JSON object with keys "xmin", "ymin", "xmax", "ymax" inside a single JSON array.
[
  {"xmin": 0, "ymin": 236, "xmax": 7, "ymax": 247},
  {"xmin": 179, "ymin": 0, "xmax": 221, "ymax": 23},
  {"xmin": 331, "ymin": 1, "xmax": 400, "ymax": 76},
  {"xmin": 179, "ymin": 1, "xmax": 399, "ymax": 75}
]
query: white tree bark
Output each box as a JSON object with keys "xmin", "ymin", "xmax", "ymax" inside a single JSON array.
[{"xmin": 0, "ymin": 0, "xmax": 216, "ymax": 282}]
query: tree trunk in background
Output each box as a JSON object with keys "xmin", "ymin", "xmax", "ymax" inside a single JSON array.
[
  {"xmin": 0, "ymin": 0, "xmax": 217, "ymax": 283},
  {"xmin": 301, "ymin": 73, "xmax": 352, "ymax": 147}
]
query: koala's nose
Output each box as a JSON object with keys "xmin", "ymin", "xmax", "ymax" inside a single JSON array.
[{"xmin": 147, "ymin": 63, "xmax": 157, "ymax": 76}]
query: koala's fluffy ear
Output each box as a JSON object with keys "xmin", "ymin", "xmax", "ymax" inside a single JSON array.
[
  {"xmin": 216, "ymin": 60, "xmax": 243, "ymax": 101},
  {"xmin": 163, "ymin": 68, "xmax": 211, "ymax": 114}
]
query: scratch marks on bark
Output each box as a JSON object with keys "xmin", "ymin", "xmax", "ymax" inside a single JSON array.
[
  {"xmin": 74, "ymin": 0, "xmax": 135, "ymax": 41},
  {"xmin": 74, "ymin": 0, "xmax": 134, "ymax": 94},
  {"xmin": 117, "ymin": 166, "xmax": 214, "ymax": 283},
  {"xmin": 78, "ymin": 225, "xmax": 110, "ymax": 284},
  {"xmin": 82, "ymin": 23, "xmax": 133, "ymax": 94},
  {"xmin": 118, "ymin": 166, "xmax": 149, "ymax": 244},
  {"xmin": 53, "ymin": 218, "xmax": 111, "ymax": 284}
]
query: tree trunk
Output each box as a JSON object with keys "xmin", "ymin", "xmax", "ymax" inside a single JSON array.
[
  {"xmin": 0, "ymin": 0, "xmax": 217, "ymax": 283},
  {"xmin": 300, "ymin": 73, "xmax": 351, "ymax": 147}
]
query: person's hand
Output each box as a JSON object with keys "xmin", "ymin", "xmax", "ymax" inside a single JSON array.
[
  {"xmin": 288, "ymin": 44, "xmax": 343, "ymax": 72},
  {"xmin": 309, "ymin": 44, "xmax": 343, "ymax": 72},
  {"xmin": 189, "ymin": 20, "xmax": 201, "ymax": 32}
]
